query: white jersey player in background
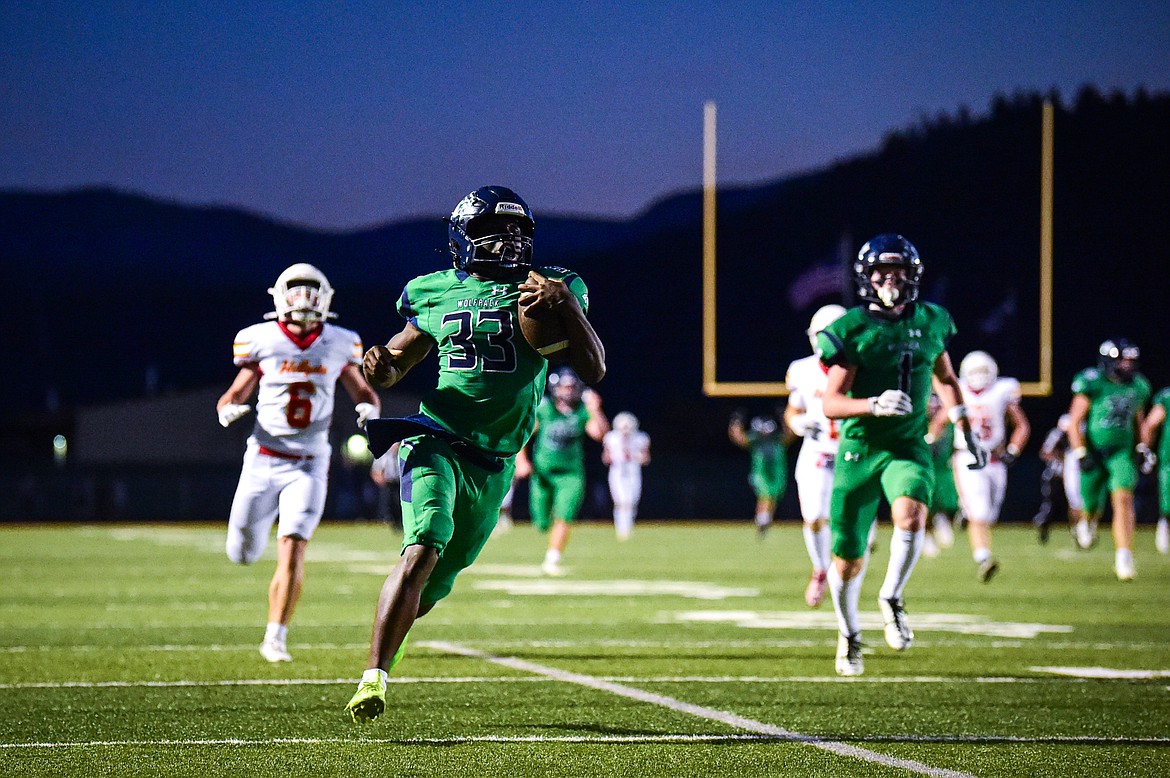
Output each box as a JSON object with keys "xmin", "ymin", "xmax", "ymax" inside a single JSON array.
[
  {"xmin": 217, "ymin": 264, "xmax": 380, "ymax": 662},
  {"xmin": 784, "ymin": 304, "xmax": 846, "ymax": 607},
  {"xmin": 602, "ymin": 412, "xmax": 651, "ymax": 540},
  {"xmin": 949, "ymin": 351, "xmax": 1030, "ymax": 582}
]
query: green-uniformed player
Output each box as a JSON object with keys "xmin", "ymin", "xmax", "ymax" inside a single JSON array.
[
  {"xmin": 516, "ymin": 367, "xmax": 609, "ymax": 576},
  {"xmin": 925, "ymin": 393, "xmax": 959, "ymax": 552},
  {"xmin": 1067, "ymin": 339, "xmax": 1151, "ymax": 580},
  {"xmin": 728, "ymin": 412, "xmax": 789, "ymax": 535},
  {"xmin": 345, "ymin": 186, "xmax": 606, "ymax": 723},
  {"xmin": 817, "ymin": 234, "xmax": 985, "ymax": 677},
  {"xmin": 1139, "ymin": 386, "xmax": 1170, "ymax": 555}
]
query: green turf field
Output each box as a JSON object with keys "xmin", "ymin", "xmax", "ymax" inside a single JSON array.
[{"xmin": 1, "ymin": 520, "xmax": 1168, "ymax": 777}]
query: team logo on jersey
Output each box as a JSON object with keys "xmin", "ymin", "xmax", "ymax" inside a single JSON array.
[{"xmin": 279, "ymin": 359, "xmax": 327, "ymax": 375}]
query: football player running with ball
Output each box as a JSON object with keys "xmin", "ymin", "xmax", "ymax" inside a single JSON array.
[
  {"xmin": 1066, "ymin": 339, "xmax": 1151, "ymax": 580},
  {"xmin": 817, "ymin": 234, "xmax": 986, "ymax": 676},
  {"xmin": 218, "ymin": 264, "xmax": 381, "ymax": 663},
  {"xmin": 345, "ymin": 186, "xmax": 605, "ymax": 723}
]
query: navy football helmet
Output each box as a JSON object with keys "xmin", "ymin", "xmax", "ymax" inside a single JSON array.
[
  {"xmin": 1098, "ymin": 338, "xmax": 1140, "ymax": 382},
  {"xmin": 854, "ymin": 233, "xmax": 923, "ymax": 308},
  {"xmin": 548, "ymin": 366, "xmax": 582, "ymax": 403},
  {"xmin": 448, "ymin": 186, "xmax": 534, "ymax": 273}
]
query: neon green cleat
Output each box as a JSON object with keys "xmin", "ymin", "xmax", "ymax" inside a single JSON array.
[{"xmin": 345, "ymin": 674, "xmax": 386, "ymax": 724}]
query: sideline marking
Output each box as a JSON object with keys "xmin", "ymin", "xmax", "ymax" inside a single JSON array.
[{"xmin": 429, "ymin": 641, "xmax": 975, "ymax": 778}]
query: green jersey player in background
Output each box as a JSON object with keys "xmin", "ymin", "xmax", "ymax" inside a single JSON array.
[
  {"xmin": 515, "ymin": 367, "xmax": 609, "ymax": 576},
  {"xmin": 345, "ymin": 186, "xmax": 605, "ymax": 722},
  {"xmin": 1067, "ymin": 339, "xmax": 1151, "ymax": 580},
  {"xmin": 727, "ymin": 411, "xmax": 789, "ymax": 536},
  {"xmin": 817, "ymin": 234, "xmax": 986, "ymax": 676},
  {"xmin": 1138, "ymin": 385, "xmax": 1170, "ymax": 555}
]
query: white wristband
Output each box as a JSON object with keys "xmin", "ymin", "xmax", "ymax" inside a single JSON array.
[{"xmin": 947, "ymin": 404, "xmax": 967, "ymax": 423}]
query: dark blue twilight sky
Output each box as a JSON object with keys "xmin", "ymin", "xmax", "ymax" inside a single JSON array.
[{"xmin": 2, "ymin": 2, "xmax": 1168, "ymax": 231}]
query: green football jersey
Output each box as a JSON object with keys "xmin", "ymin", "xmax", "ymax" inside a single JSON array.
[
  {"xmin": 531, "ymin": 398, "xmax": 590, "ymax": 474},
  {"xmin": 1155, "ymin": 388, "xmax": 1170, "ymax": 462},
  {"xmin": 1071, "ymin": 367, "xmax": 1152, "ymax": 452},
  {"xmin": 748, "ymin": 429, "xmax": 786, "ymax": 475},
  {"xmin": 816, "ymin": 302, "xmax": 956, "ymax": 448},
  {"xmin": 398, "ymin": 265, "xmax": 589, "ymax": 458}
]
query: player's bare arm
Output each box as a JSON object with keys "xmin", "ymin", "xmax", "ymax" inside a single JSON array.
[
  {"xmin": 217, "ymin": 364, "xmax": 260, "ymax": 410},
  {"xmin": 340, "ymin": 363, "xmax": 382, "ymax": 427},
  {"xmin": 1140, "ymin": 403, "xmax": 1165, "ymax": 448},
  {"xmin": 822, "ymin": 365, "xmax": 869, "ymax": 419},
  {"xmin": 216, "ymin": 365, "xmax": 260, "ymax": 427},
  {"xmin": 519, "ymin": 271, "xmax": 606, "ymax": 384},
  {"xmin": 363, "ymin": 322, "xmax": 435, "ymax": 389},
  {"xmin": 582, "ymin": 388, "xmax": 609, "ymax": 441},
  {"xmin": 1066, "ymin": 394, "xmax": 1091, "ymax": 451},
  {"xmin": 1005, "ymin": 401, "xmax": 1031, "ymax": 457}
]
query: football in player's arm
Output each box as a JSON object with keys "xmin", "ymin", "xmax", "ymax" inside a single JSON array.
[
  {"xmin": 217, "ymin": 264, "xmax": 381, "ymax": 664},
  {"xmin": 816, "ymin": 233, "xmax": 986, "ymax": 677},
  {"xmin": 345, "ymin": 186, "xmax": 605, "ymax": 723}
]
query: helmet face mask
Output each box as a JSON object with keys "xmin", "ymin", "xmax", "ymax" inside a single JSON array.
[
  {"xmin": 267, "ymin": 263, "xmax": 335, "ymax": 325},
  {"xmin": 854, "ymin": 234, "xmax": 923, "ymax": 310},
  {"xmin": 548, "ymin": 366, "xmax": 582, "ymax": 404},
  {"xmin": 1098, "ymin": 339, "xmax": 1140, "ymax": 382},
  {"xmin": 959, "ymin": 350, "xmax": 999, "ymax": 391},
  {"xmin": 448, "ymin": 186, "xmax": 534, "ymax": 275}
]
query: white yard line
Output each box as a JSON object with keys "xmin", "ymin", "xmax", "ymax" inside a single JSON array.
[
  {"xmin": 5, "ymin": 733, "xmax": 1169, "ymax": 750},
  {"xmin": 0, "ymin": 674, "xmax": 1083, "ymax": 690},
  {"xmin": 5, "ymin": 636, "xmax": 1168, "ymax": 653},
  {"xmin": 429, "ymin": 640, "xmax": 977, "ymax": 778}
]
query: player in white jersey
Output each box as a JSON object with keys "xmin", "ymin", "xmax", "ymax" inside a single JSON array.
[
  {"xmin": 949, "ymin": 351, "xmax": 1030, "ymax": 582},
  {"xmin": 784, "ymin": 304, "xmax": 846, "ymax": 607},
  {"xmin": 217, "ymin": 264, "xmax": 381, "ymax": 662},
  {"xmin": 602, "ymin": 412, "xmax": 651, "ymax": 540}
]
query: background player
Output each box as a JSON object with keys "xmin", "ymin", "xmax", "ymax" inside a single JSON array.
[
  {"xmin": 602, "ymin": 411, "xmax": 651, "ymax": 540},
  {"xmin": 924, "ymin": 393, "xmax": 959, "ymax": 555},
  {"xmin": 784, "ymin": 303, "xmax": 846, "ymax": 607},
  {"xmin": 217, "ymin": 263, "xmax": 380, "ymax": 663},
  {"xmin": 345, "ymin": 186, "xmax": 605, "ymax": 722},
  {"xmin": 1067, "ymin": 339, "xmax": 1151, "ymax": 580},
  {"xmin": 728, "ymin": 411, "xmax": 789, "ymax": 536},
  {"xmin": 946, "ymin": 350, "xmax": 1030, "ymax": 582},
  {"xmin": 1138, "ymin": 385, "xmax": 1170, "ymax": 554},
  {"xmin": 516, "ymin": 368, "xmax": 610, "ymax": 575},
  {"xmin": 817, "ymin": 233, "xmax": 985, "ymax": 676}
]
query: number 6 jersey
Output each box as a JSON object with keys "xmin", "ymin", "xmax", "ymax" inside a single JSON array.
[{"xmin": 232, "ymin": 320, "xmax": 364, "ymax": 456}]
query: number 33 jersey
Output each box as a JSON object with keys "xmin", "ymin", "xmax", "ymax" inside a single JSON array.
[
  {"xmin": 398, "ymin": 266, "xmax": 588, "ymax": 458},
  {"xmin": 232, "ymin": 321, "xmax": 364, "ymax": 456}
]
